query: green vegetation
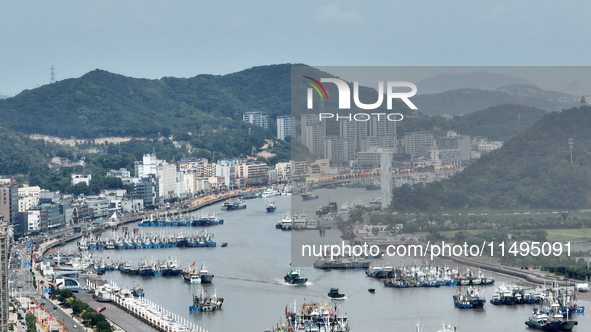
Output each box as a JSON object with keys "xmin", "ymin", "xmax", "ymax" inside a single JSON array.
[
  {"xmin": 448, "ymin": 104, "xmax": 547, "ymax": 141},
  {"xmin": 0, "ymin": 65, "xmax": 292, "ymax": 139},
  {"xmin": 412, "ymin": 85, "xmax": 579, "ymax": 116},
  {"xmin": 25, "ymin": 313, "xmax": 36, "ymax": 332},
  {"xmin": 392, "ymin": 107, "xmax": 591, "ymax": 211},
  {"xmin": 52, "ymin": 288, "xmax": 113, "ymax": 332}
]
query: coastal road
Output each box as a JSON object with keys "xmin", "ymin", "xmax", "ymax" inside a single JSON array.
[{"xmin": 9, "ymin": 241, "xmax": 83, "ymax": 332}]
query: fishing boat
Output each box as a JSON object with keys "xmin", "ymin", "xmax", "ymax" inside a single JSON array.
[
  {"xmin": 313, "ymin": 255, "xmax": 371, "ymax": 269},
  {"xmin": 525, "ymin": 312, "xmax": 578, "ymax": 331},
  {"xmin": 119, "ymin": 261, "xmax": 138, "ymax": 274},
  {"xmin": 368, "ymin": 288, "xmax": 375, "ymax": 293},
  {"xmin": 279, "ymin": 214, "xmax": 292, "ymax": 231},
  {"xmin": 261, "ymin": 188, "xmax": 279, "ymax": 198},
  {"xmin": 369, "ymin": 197, "xmax": 381, "ymax": 205},
  {"xmin": 160, "ymin": 259, "xmax": 182, "ymax": 276},
  {"xmin": 275, "ymin": 300, "xmax": 350, "ymax": 332},
  {"xmin": 221, "ymin": 198, "xmax": 246, "ymax": 210},
  {"xmin": 365, "ymin": 183, "xmax": 380, "ymax": 190},
  {"xmin": 189, "ymin": 288, "xmax": 223, "ymax": 312},
  {"xmin": 366, "ymin": 266, "xmax": 393, "ymax": 279},
  {"xmin": 198, "ymin": 263, "xmax": 214, "ymax": 283},
  {"xmin": 328, "ymin": 288, "xmax": 345, "ymax": 299},
  {"xmin": 291, "ymin": 213, "xmax": 308, "ymax": 230},
  {"xmin": 300, "ymin": 191, "xmax": 319, "ymax": 200},
  {"xmin": 182, "ymin": 263, "xmax": 202, "ymax": 283},
  {"xmin": 453, "ymin": 287, "xmax": 485, "ymax": 309},
  {"xmin": 284, "ymin": 268, "xmax": 307, "ymax": 285},
  {"xmin": 138, "ymin": 260, "xmax": 156, "ymax": 277},
  {"xmin": 266, "ymin": 201, "xmax": 277, "ymax": 213},
  {"xmin": 316, "ymin": 201, "xmax": 338, "ymax": 215}
]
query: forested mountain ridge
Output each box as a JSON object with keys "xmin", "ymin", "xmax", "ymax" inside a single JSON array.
[
  {"xmin": 0, "ymin": 64, "xmax": 295, "ymax": 138},
  {"xmin": 392, "ymin": 106, "xmax": 591, "ymax": 212},
  {"xmin": 412, "ymin": 85, "xmax": 580, "ymax": 116}
]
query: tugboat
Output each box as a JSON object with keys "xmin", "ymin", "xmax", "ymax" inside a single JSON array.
[
  {"xmin": 328, "ymin": 288, "xmax": 345, "ymax": 299},
  {"xmin": 284, "ymin": 268, "xmax": 307, "ymax": 285},
  {"xmin": 189, "ymin": 288, "xmax": 223, "ymax": 312},
  {"xmin": 453, "ymin": 287, "xmax": 485, "ymax": 308},
  {"xmin": 198, "ymin": 263, "xmax": 214, "ymax": 283},
  {"xmin": 266, "ymin": 201, "xmax": 277, "ymax": 213}
]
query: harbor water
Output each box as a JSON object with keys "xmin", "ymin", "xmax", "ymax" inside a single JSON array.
[{"xmin": 61, "ymin": 188, "xmax": 591, "ymax": 331}]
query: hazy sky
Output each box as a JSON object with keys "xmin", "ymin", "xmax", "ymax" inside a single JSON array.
[{"xmin": 2, "ymin": 1, "xmax": 591, "ymax": 96}]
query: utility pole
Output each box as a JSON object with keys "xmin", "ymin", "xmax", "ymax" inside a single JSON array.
[{"xmin": 569, "ymin": 138, "xmax": 574, "ymax": 163}]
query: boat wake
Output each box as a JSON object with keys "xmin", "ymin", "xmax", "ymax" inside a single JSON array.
[
  {"xmin": 275, "ymin": 278, "xmax": 313, "ymax": 286},
  {"xmin": 328, "ymin": 296, "xmax": 347, "ymax": 300}
]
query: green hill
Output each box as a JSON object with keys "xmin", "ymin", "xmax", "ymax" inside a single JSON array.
[
  {"xmin": 0, "ymin": 65, "xmax": 295, "ymax": 138},
  {"xmin": 392, "ymin": 106, "xmax": 591, "ymax": 211},
  {"xmin": 448, "ymin": 104, "xmax": 547, "ymax": 141},
  {"xmin": 412, "ymin": 86, "xmax": 580, "ymax": 116}
]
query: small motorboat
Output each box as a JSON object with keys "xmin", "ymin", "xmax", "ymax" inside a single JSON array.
[
  {"xmin": 368, "ymin": 288, "xmax": 375, "ymax": 293},
  {"xmin": 221, "ymin": 243, "xmax": 228, "ymax": 247}
]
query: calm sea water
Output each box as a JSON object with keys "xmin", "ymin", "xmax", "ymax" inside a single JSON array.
[{"xmin": 61, "ymin": 188, "xmax": 590, "ymax": 332}]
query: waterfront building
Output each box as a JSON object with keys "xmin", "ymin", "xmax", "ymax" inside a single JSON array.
[
  {"xmin": 134, "ymin": 154, "xmax": 157, "ymax": 178},
  {"xmin": 291, "ymin": 161, "xmax": 310, "ymax": 181},
  {"xmin": 275, "ymin": 162, "xmax": 292, "ymax": 182},
  {"xmin": 368, "ymin": 114, "xmax": 397, "ymax": 137},
  {"xmin": 121, "ymin": 198, "xmax": 144, "ymax": 214},
  {"xmin": 156, "ymin": 160, "xmax": 178, "ymax": 199},
  {"xmin": 429, "ymin": 147, "xmax": 461, "ymax": 167},
  {"xmin": 71, "ymin": 204, "xmax": 92, "ymax": 224},
  {"xmin": 134, "ymin": 175, "xmax": 159, "ymax": 208},
  {"xmin": 268, "ymin": 169, "xmax": 278, "ymax": 183},
  {"xmin": 436, "ymin": 132, "xmax": 471, "ymax": 162},
  {"xmin": 301, "ymin": 114, "xmax": 326, "ymax": 158},
  {"xmin": 357, "ymin": 147, "xmax": 396, "ymax": 169},
  {"xmin": 216, "ymin": 162, "xmax": 236, "ymax": 187},
  {"xmin": 405, "ymin": 132, "xmax": 434, "ymax": 158},
  {"xmin": 277, "ymin": 115, "xmax": 294, "ymax": 140},
  {"xmin": 179, "ymin": 170, "xmax": 196, "ymax": 195},
  {"xmin": 84, "ymin": 196, "xmax": 110, "ymax": 218},
  {"xmin": 340, "ymin": 118, "xmax": 368, "ymax": 152},
  {"xmin": 0, "ymin": 184, "xmax": 18, "ymax": 225},
  {"xmin": 324, "ymin": 136, "xmax": 345, "ymax": 165},
  {"xmin": 0, "ymin": 220, "xmax": 7, "ymax": 332},
  {"xmin": 27, "ymin": 212, "xmax": 40, "ymax": 232},
  {"xmin": 235, "ymin": 162, "xmax": 269, "ymax": 186}
]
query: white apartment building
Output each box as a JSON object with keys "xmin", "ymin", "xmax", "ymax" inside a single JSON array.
[
  {"xmin": 71, "ymin": 174, "xmax": 92, "ymax": 185},
  {"xmin": 157, "ymin": 160, "xmax": 178, "ymax": 199},
  {"xmin": 18, "ymin": 195, "xmax": 39, "ymax": 213},
  {"xmin": 478, "ymin": 141, "xmax": 503, "ymax": 152},
  {"xmin": 18, "ymin": 185, "xmax": 41, "ymax": 197}
]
